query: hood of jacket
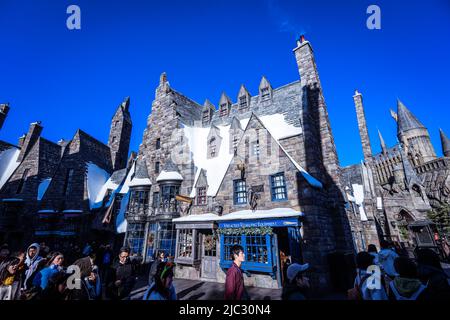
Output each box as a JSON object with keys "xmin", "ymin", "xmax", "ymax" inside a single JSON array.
[
  {"xmin": 25, "ymin": 243, "xmax": 41, "ymax": 266},
  {"xmin": 393, "ymin": 277, "xmax": 423, "ymax": 298}
]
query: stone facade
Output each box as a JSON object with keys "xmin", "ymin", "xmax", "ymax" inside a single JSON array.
[
  {"xmin": 0, "ymin": 99, "xmax": 133, "ymax": 250},
  {"xmin": 123, "ymin": 37, "xmax": 355, "ymax": 292}
]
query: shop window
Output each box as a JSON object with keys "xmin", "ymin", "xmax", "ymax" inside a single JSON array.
[
  {"xmin": 197, "ymin": 187, "xmax": 207, "ymax": 205},
  {"xmin": 222, "ymin": 235, "xmax": 242, "ymax": 261},
  {"xmin": 270, "ymin": 173, "xmax": 287, "ymax": 201},
  {"xmin": 152, "ymin": 192, "xmax": 160, "ymax": 208},
  {"xmin": 233, "ymin": 179, "xmax": 247, "ymax": 205},
  {"xmin": 126, "ymin": 223, "xmax": 145, "ymax": 256},
  {"xmin": 157, "ymin": 221, "xmax": 176, "ymax": 257},
  {"xmin": 246, "ymin": 235, "xmax": 269, "ymax": 264},
  {"xmin": 177, "ymin": 229, "xmax": 193, "ymax": 258}
]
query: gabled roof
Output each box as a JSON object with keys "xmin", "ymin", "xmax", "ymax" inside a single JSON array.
[
  {"xmin": 129, "ymin": 159, "xmax": 152, "ymax": 187},
  {"xmin": 184, "ymin": 112, "xmax": 321, "ymax": 198},
  {"xmin": 397, "ymin": 99, "xmax": 425, "ymax": 134},
  {"xmin": 156, "ymin": 158, "xmax": 183, "ymax": 182}
]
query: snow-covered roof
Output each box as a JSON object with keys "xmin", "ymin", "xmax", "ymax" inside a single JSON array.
[
  {"xmin": 173, "ymin": 208, "xmax": 303, "ymax": 223},
  {"xmin": 86, "ymin": 162, "xmax": 112, "ymax": 210},
  {"xmin": 184, "ymin": 118, "xmax": 250, "ymax": 197},
  {"xmin": 0, "ymin": 147, "xmax": 20, "ymax": 190},
  {"xmin": 118, "ymin": 162, "xmax": 136, "ymax": 194},
  {"xmin": 37, "ymin": 178, "xmax": 52, "ymax": 201},
  {"xmin": 129, "ymin": 178, "xmax": 152, "ymax": 187},
  {"xmin": 156, "ymin": 170, "xmax": 183, "ymax": 182},
  {"xmin": 184, "ymin": 113, "xmax": 322, "ymax": 198},
  {"xmin": 115, "ymin": 192, "xmax": 129, "ymax": 233}
]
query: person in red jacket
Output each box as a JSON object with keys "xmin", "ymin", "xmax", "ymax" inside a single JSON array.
[{"xmin": 224, "ymin": 245, "xmax": 249, "ymax": 300}]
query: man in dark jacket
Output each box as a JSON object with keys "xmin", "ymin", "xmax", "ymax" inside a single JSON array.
[
  {"xmin": 148, "ymin": 251, "xmax": 167, "ymax": 285},
  {"xmin": 224, "ymin": 245, "xmax": 249, "ymax": 300},
  {"xmin": 108, "ymin": 247, "xmax": 136, "ymax": 300}
]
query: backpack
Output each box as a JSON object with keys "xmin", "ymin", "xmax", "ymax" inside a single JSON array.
[
  {"xmin": 389, "ymin": 281, "xmax": 427, "ymax": 301},
  {"xmin": 348, "ymin": 274, "xmax": 371, "ymax": 300}
]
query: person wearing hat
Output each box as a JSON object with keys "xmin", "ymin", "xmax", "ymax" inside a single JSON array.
[{"xmin": 282, "ymin": 263, "xmax": 310, "ymax": 300}]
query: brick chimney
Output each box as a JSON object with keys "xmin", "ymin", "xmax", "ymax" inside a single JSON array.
[{"xmin": 17, "ymin": 121, "xmax": 43, "ymax": 162}]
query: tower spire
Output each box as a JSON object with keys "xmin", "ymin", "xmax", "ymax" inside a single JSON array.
[
  {"xmin": 440, "ymin": 128, "xmax": 450, "ymax": 157},
  {"xmin": 378, "ymin": 129, "xmax": 387, "ymax": 154}
]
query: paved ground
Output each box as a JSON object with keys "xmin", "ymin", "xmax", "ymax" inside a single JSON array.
[
  {"xmin": 130, "ymin": 278, "xmax": 282, "ymax": 300},
  {"xmin": 129, "ymin": 276, "xmax": 348, "ymax": 300}
]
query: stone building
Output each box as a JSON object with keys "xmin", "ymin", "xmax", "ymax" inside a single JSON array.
[
  {"xmin": 0, "ymin": 98, "xmax": 133, "ymax": 250},
  {"xmin": 122, "ymin": 36, "xmax": 355, "ymax": 291},
  {"xmin": 343, "ymin": 90, "xmax": 450, "ymax": 255}
]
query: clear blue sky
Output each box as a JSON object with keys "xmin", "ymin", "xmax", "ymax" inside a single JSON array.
[{"xmin": 1, "ymin": 0, "xmax": 449, "ymax": 166}]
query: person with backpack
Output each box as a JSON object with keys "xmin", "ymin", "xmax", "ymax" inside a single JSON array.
[
  {"xmin": 348, "ymin": 252, "xmax": 387, "ymax": 300},
  {"xmin": 388, "ymin": 257, "xmax": 428, "ymax": 300},
  {"xmin": 142, "ymin": 261, "xmax": 177, "ymax": 300},
  {"xmin": 378, "ymin": 240, "xmax": 399, "ymax": 279},
  {"xmin": 416, "ymin": 249, "xmax": 450, "ymax": 300}
]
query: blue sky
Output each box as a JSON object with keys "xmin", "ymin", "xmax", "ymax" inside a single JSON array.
[{"xmin": 1, "ymin": 0, "xmax": 449, "ymax": 166}]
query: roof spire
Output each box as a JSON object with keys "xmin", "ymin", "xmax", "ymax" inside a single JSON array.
[
  {"xmin": 378, "ymin": 129, "xmax": 387, "ymax": 154},
  {"xmin": 440, "ymin": 128, "xmax": 450, "ymax": 157},
  {"xmin": 397, "ymin": 99, "xmax": 425, "ymax": 134}
]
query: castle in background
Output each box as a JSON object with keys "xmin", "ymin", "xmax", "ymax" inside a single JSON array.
[
  {"xmin": 0, "ymin": 36, "xmax": 449, "ymax": 292},
  {"xmin": 342, "ymin": 90, "xmax": 450, "ymax": 255}
]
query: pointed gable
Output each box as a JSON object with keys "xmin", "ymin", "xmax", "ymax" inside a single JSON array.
[
  {"xmin": 202, "ymin": 99, "xmax": 215, "ymax": 125},
  {"xmin": 219, "ymin": 92, "xmax": 232, "ymax": 117},
  {"xmin": 258, "ymin": 76, "xmax": 272, "ymax": 101},
  {"xmin": 237, "ymin": 84, "xmax": 251, "ymax": 110}
]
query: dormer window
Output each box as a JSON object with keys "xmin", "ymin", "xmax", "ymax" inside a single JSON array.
[
  {"xmin": 202, "ymin": 110, "xmax": 210, "ymax": 125},
  {"xmin": 261, "ymin": 87, "xmax": 270, "ymax": 101},
  {"xmin": 239, "ymin": 96, "xmax": 248, "ymax": 109},
  {"xmin": 197, "ymin": 187, "xmax": 207, "ymax": 205},
  {"xmin": 220, "ymin": 104, "xmax": 228, "ymax": 117},
  {"xmin": 209, "ymin": 137, "xmax": 217, "ymax": 158}
]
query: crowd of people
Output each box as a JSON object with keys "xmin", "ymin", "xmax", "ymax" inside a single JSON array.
[
  {"xmin": 348, "ymin": 240, "xmax": 450, "ymax": 300},
  {"xmin": 1, "ymin": 240, "xmax": 449, "ymax": 301},
  {"xmin": 0, "ymin": 241, "xmax": 139, "ymax": 300}
]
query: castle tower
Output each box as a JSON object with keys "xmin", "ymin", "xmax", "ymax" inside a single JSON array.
[
  {"xmin": 396, "ymin": 99, "xmax": 436, "ymax": 162},
  {"xmin": 293, "ymin": 35, "xmax": 341, "ymax": 185},
  {"xmin": 108, "ymin": 97, "xmax": 132, "ymax": 170},
  {"xmin": 353, "ymin": 90, "xmax": 373, "ymax": 162},
  {"xmin": 440, "ymin": 129, "xmax": 450, "ymax": 157},
  {"xmin": 0, "ymin": 103, "xmax": 10, "ymax": 130}
]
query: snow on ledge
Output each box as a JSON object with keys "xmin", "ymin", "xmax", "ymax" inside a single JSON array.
[
  {"xmin": 173, "ymin": 208, "xmax": 304, "ymax": 223},
  {"xmin": 129, "ymin": 178, "xmax": 152, "ymax": 187},
  {"xmin": 156, "ymin": 170, "xmax": 183, "ymax": 182},
  {"xmin": 86, "ymin": 162, "xmax": 111, "ymax": 210}
]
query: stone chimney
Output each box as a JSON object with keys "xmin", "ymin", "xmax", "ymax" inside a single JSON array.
[{"xmin": 17, "ymin": 121, "xmax": 43, "ymax": 162}]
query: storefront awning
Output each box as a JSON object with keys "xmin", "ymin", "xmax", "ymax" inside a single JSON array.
[{"xmin": 173, "ymin": 208, "xmax": 304, "ymax": 225}]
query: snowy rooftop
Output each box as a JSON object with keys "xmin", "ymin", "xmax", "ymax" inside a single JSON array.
[
  {"xmin": 184, "ymin": 113, "xmax": 322, "ymax": 198},
  {"xmin": 173, "ymin": 208, "xmax": 304, "ymax": 223},
  {"xmin": 0, "ymin": 147, "xmax": 20, "ymax": 190},
  {"xmin": 156, "ymin": 170, "xmax": 184, "ymax": 182},
  {"xmin": 129, "ymin": 177, "xmax": 152, "ymax": 187}
]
